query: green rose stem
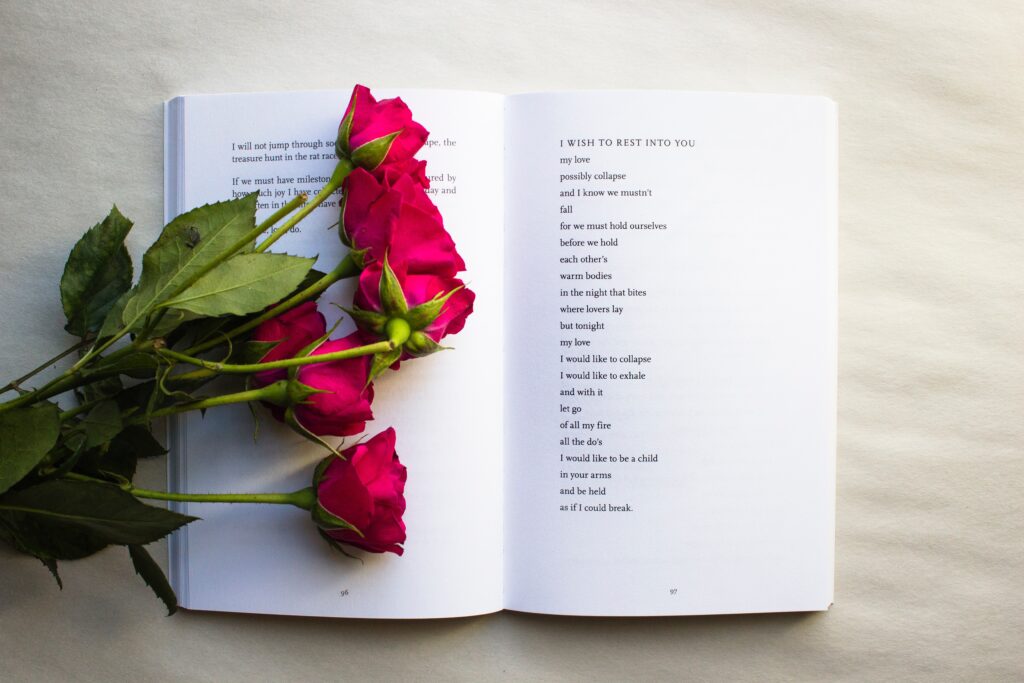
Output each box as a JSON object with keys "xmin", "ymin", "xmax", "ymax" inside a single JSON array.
[
  {"xmin": 0, "ymin": 369, "xmax": 112, "ymax": 415},
  {"xmin": 255, "ymin": 158, "xmax": 353, "ymax": 254},
  {"xmin": 61, "ymin": 472, "xmax": 316, "ymax": 509},
  {"xmin": 158, "ymin": 339, "xmax": 393, "ymax": 375},
  {"xmin": 0, "ymin": 338, "xmax": 92, "ymax": 396},
  {"xmin": 137, "ymin": 383, "xmax": 288, "ymax": 421},
  {"xmin": 130, "ymin": 486, "xmax": 317, "ymax": 509},
  {"xmin": 59, "ymin": 395, "xmax": 123, "ymax": 422}
]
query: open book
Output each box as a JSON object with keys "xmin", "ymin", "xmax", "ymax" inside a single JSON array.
[{"xmin": 164, "ymin": 89, "xmax": 836, "ymax": 618}]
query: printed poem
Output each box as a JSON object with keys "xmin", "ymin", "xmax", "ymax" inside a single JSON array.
[{"xmin": 554, "ymin": 136, "xmax": 695, "ymax": 514}]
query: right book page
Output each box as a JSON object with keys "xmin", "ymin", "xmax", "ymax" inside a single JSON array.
[{"xmin": 503, "ymin": 91, "xmax": 837, "ymax": 616}]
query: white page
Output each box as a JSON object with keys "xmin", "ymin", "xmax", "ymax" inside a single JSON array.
[
  {"xmin": 503, "ymin": 91, "xmax": 836, "ymax": 615},
  {"xmin": 165, "ymin": 89, "xmax": 504, "ymax": 618}
]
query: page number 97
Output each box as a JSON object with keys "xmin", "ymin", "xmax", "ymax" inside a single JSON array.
[{"xmin": 669, "ymin": 588, "xmax": 678, "ymax": 595}]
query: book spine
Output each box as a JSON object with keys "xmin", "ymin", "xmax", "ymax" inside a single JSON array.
[{"xmin": 163, "ymin": 96, "xmax": 190, "ymax": 609}]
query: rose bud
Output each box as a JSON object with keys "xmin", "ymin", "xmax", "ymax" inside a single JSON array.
[
  {"xmin": 335, "ymin": 85, "xmax": 428, "ymax": 175},
  {"xmin": 348, "ymin": 259, "xmax": 474, "ymax": 379},
  {"xmin": 311, "ymin": 427, "xmax": 407, "ymax": 556},
  {"xmin": 341, "ymin": 167, "xmax": 464, "ymax": 278},
  {"xmin": 250, "ymin": 301, "xmax": 327, "ymax": 386},
  {"xmin": 266, "ymin": 331, "xmax": 376, "ymax": 438}
]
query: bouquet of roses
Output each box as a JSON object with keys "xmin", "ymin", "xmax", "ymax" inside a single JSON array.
[{"xmin": 0, "ymin": 85, "xmax": 473, "ymax": 614}]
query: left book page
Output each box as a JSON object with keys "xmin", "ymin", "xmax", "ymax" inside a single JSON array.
[{"xmin": 164, "ymin": 89, "xmax": 504, "ymax": 618}]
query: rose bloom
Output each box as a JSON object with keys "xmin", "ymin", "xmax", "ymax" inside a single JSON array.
[
  {"xmin": 250, "ymin": 301, "xmax": 326, "ymax": 386},
  {"xmin": 341, "ymin": 167, "xmax": 464, "ymax": 278},
  {"xmin": 355, "ymin": 263, "xmax": 474, "ymax": 348},
  {"xmin": 336, "ymin": 84, "xmax": 428, "ymax": 177},
  {"xmin": 313, "ymin": 428, "xmax": 407, "ymax": 556},
  {"xmin": 376, "ymin": 157, "xmax": 429, "ymax": 189},
  {"xmin": 266, "ymin": 332, "xmax": 375, "ymax": 437}
]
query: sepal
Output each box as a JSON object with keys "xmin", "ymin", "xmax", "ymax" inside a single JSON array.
[
  {"xmin": 311, "ymin": 502, "xmax": 364, "ymax": 537},
  {"xmin": 345, "ymin": 306, "xmax": 389, "ymax": 337},
  {"xmin": 404, "ymin": 285, "xmax": 463, "ymax": 331},
  {"xmin": 283, "ymin": 404, "xmax": 343, "ymax": 456},
  {"xmin": 368, "ymin": 347, "xmax": 403, "ymax": 383},
  {"xmin": 404, "ymin": 331, "xmax": 446, "ymax": 358},
  {"xmin": 309, "ymin": 454, "xmax": 363, "ymax": 535},
  {"xmin": 350, "ymin": 132, "xmax": 399, "ymax": 170},
  {"xmin": 378, "ymin": 257, "xmax": 408, "ymax": 316},
  {"xmin": 256, "ymin": 378, "xmax": 327, "ymax": 410},
  {"xmin": 335, "ymin": 90, "xmax": 357, "ymax": 157},
  {"xmin": 345, "ymin": 246, "xmax": 370, "ymax": 270}
]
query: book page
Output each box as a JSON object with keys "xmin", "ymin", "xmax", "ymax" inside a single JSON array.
[
  {"xmin": 503, "ymin": 91, "xmax": 836, "ymax": 615},
  {"xmin": 165, "ymin": 89, "xmax": 504, "ymax": 618}
]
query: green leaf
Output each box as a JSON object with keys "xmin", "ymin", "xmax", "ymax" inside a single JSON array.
[
  {"xmin": 166, "ymin": 267, "xmax": 328, "ymax": 349},
  {"xmin": 160, "ymin": 253, "xmax": 315, "ymax": 317},
  {"xmin": 148, "ymin": 309, "xmax": 201, "ymax": 339},
  {"xmin": 121, "ymin": 194, "xmax": 259, "ymax": 331},
  {"xmin": 112, "ymin": 425, "xmax": 166, "ymax": 460},
  {"xmin": 97, "ymin": 450, "xmax": 137, "ymax": 483},
  {"xmin": 60, "ymin": 206, "xmax": 134, "ymax": 338},
  {"xmin": 40, "ymin": 556, "xmax": 63, "ymax": 588},
  {"xmin": 0, "ymin": 515, "xmax": 17, "ymax": 547},
  {"xmin": 85, "ymin": 351, "xmax": 159, "ymax": 381},
  {"xmin": 0, "ymin": 402, "xmax": 61, "ymax": 495},
  {"xmin": 76, "ymin": 374, "xmax": 123, "ymax": 404},
  {"xmin": 167, "ymin": 315, "xmax": 232, "ymax": 349},
  {"xmin": 0, "ymin": 479, "xmax": 197, "ymax": 560},
  {"xmin": 42, "ymin": 432, "xmax": 88, "ymax": 482},
  {"xmin": 81, "ymin": 400, "xmax": 123, "ymax": 449},
  {"xmin": 295, "ymin": 267, "xmax": 328, "ymax": 293},
  {"xmin": 89, "ymin": 425, "xmax": 167, "ymax": 482},
  {"xmin": 229, "ymin": 340, "xmax": 279, "ymax": 365},
  {"xmin": 128, "ymin": 544, "xmax": 178, "ymax": 615},
  {"xmin": 97, "ymin": 290, "xmax": 130, "ymax": 340},
  {"xmin": 114, "ymin": 381, "xmax": 158, "ymax": 415},
  {"xmin": 0, "ymin": 514, "xmax": 62, "ymax": 587}
]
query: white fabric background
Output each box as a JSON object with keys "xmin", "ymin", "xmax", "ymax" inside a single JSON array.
[{"xmin": 0, "ymin": 1, "xmax": 1020, "ymax": 680}]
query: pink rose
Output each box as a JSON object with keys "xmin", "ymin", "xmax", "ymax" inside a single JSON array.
[
  {"xmin": 336, "ymin": 85, "xmax": 428, "ymax": 176},
  {"xmin": 376, "ymin": 157, "xmax": 430, "ymax": 189},
  {"xmin": 341, "ymin": 167, "xmax": 464, "ymax": 278},
  {"xmin": 313, "ymin": 428, "xmax": 407, "ymax": 556},
  {"xmin": 355, "ymin": 263, "xmax": 474, "ymax": 348},
  {"xmin": 267, "ymin": 332, "xmax": 375, "ymax": 437},
  {"xmin": 250, "ymin": 301, "xmax": 326, "ymax": 386}
]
